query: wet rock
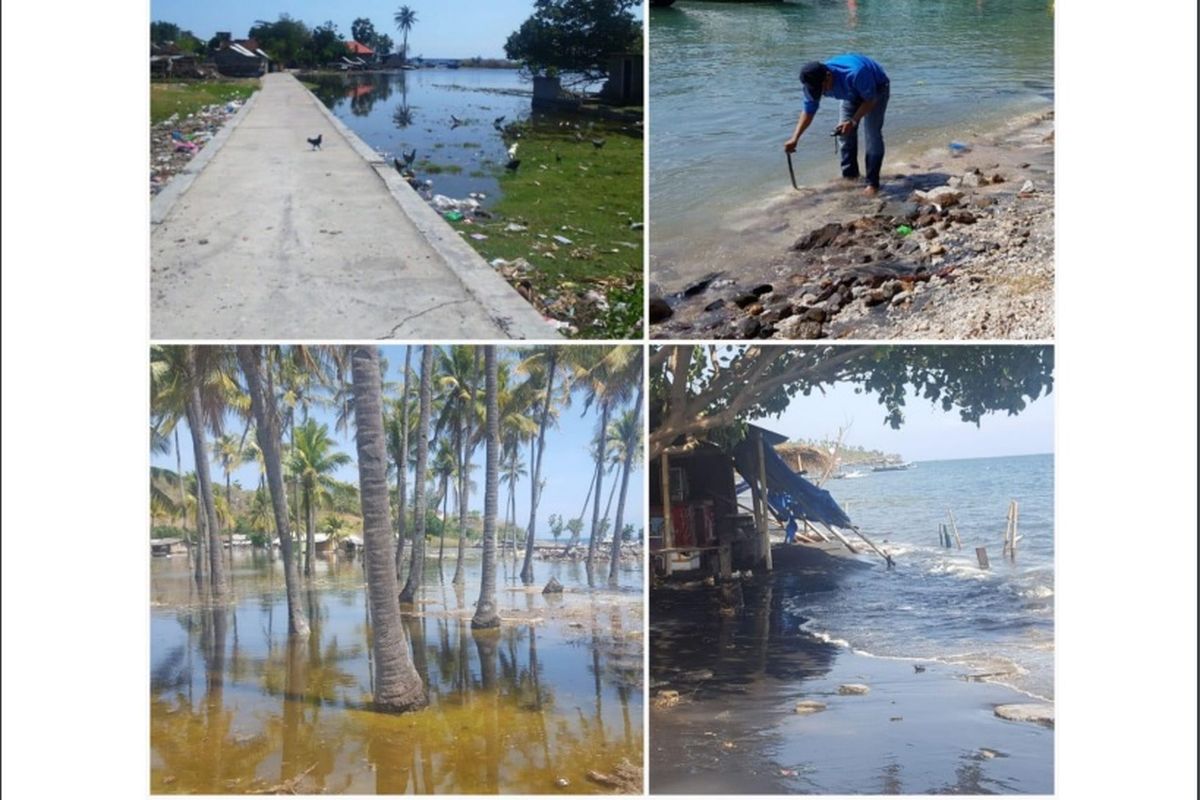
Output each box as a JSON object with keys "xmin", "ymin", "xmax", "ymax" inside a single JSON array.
[
  {"xmin": 751, "ymin": 283, "xmax": 774, "ymax": 297},
  {"xmin": 838, "ymin": 683, "xmax": 870, "ymax": 695},
  {"xmin": 703, "ymin": 298, "xmax": 726, "ymax": 312},
  {"xmin": 649, "ymin": 297, "xmax": 673, "ymax": 323},
  {"xmin": 915, "ymin": 186, "xmax": 963, "ymax": 207},
  {"xmin": 804, "ymin": 307, "xmax": 827, "ymax": 323},
  {"xmin": 746, "ymin": 303, "xmax": 764, "ymax": 316},
  {"xmin": 922, "ymin": 227, "xmax": 938, "ymax": 239},
  {"xmin": 891, "ymin": 290, "xmax": 914, "ymax": 306},
  {"xmin": 792, "ymin": 222, "xmax": 845, "ymax": 251},
  {"xmin": 734, "ymin": 317, "xmax": 761, "ymax": 338},
  {"xmin": 733, "ymin": 293, "xmax": 759, "ymax": 309},
  {"xmin": 950, "ymin": 211, "xmax": 977, "ymax": 224},
  {"xmin": 683, "ymin": 274, "xmax": 721, "ymax": 297},
  {"xmin": 793, "ymin": 700, "xmax": 827, "ymax": 715},
  {"xmin": 994, "ymin": 703, "xmax": 1054, "ymax": 727},
  {"xmin": 654, "ymin": 690, "xmax": 681, "ymax": 709},
  {"xmin": 777, "ymin": 317, "xmax": 823, "ymax": 339},
  {"xmin": 864, "ymin": 289, "xmax": 890, "ymax": 307},
  {"xmin": 990, "ymin": 173, "xmax": 1005, "ymax": 184},
  {"xmin": 542, "ymin": 577, "xmax": 564, "ymax": 594}
]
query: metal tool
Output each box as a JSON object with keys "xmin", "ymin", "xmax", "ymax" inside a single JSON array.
[{"xmin": 786, "ymin": 151, "xmax": 799, "ymax": 190}]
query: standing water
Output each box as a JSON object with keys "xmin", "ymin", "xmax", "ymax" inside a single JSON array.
[
  {"xmin": 151, "ymin": 549, "xmax": 643, "ymax": 794},
  {"xmin": 309, "ymin": 69, "xmax": 572, "ymax": 206},
  {"xmin": 649, "ymin": 0, "xmax": 1054, "ymax": 270}
]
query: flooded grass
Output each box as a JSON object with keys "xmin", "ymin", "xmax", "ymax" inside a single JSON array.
[{"xmin": 151, "ymin": 549, "xmax": 643, "ymax": 794}]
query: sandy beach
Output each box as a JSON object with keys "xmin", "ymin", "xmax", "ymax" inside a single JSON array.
[
  {"xmin": 649, "ymin": 545, "xmax": 1054, "ymax": 794},
  {"xmin": 649, "ymin": 112, "xmax": 1054, "ymax": 341}
]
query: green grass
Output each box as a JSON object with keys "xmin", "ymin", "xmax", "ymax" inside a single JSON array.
[
  {"xmin": 150, "ymin": 79, "xmax": 259, "ymax": 124},
  {"xmin": 450, "ymin": 122, "xmax": 644, "ymax": 338},
  {"xmin": 417, "ymin": 161, "xmax": 464, "ymax": 175}
]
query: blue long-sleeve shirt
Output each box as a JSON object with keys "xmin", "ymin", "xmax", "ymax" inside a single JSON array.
[{"xmin": 803, "ymin": 54, "xmax": 890, "ymax": 115}]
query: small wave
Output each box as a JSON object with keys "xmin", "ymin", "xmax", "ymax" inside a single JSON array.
[{"xmin": 1019, "ymin": 585, "xmax": 1054, "ymax": 599}]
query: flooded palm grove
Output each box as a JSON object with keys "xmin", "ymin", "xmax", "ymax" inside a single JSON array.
[{"xmin": 151, "ymin": 550, "xmax": 643, "ymax": 794}]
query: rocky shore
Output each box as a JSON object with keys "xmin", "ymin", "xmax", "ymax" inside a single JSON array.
[{"xmin": 650, "ymin": 113, "xmax": 1054, "ymax": 340}]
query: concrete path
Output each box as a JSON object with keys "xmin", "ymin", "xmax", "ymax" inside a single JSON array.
[{"xmin": 151, "ymin": 72, "xmax": 555, "ymax": 340}]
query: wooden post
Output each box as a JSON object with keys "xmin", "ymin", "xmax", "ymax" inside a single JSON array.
[
  {"xmin": 947, "ymin": 509, "xmax": 962, "ymax": 549},
  {"xmin": 660, "ymin": 453, "xmax": 673, "ymax": 573},
  {"xmin": 976, "ymin": 546, "xmax": 990, "ymax": 569},
  {"xmin": 756, "ymin": 432, "xmax": 773, "ymax": 572},
  {"xmin": 850, "ymin": 526, "xmax": 894, "ymax": 567},
  {"xmin": 818, "ymin": 522, "xmax": 861, "ymax": 554},
  {"xmin": 1010, "ymin": 500, "xmax": 1020, "ymax": 561},
  {"xmin": 939, "ymin": 523, "xmax": 948, "ymax": 548}
]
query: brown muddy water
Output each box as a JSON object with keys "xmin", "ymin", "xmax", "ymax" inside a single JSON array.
[{"xmin": 151, "ymin": 548, "xmax": 643, "ymax": 794}]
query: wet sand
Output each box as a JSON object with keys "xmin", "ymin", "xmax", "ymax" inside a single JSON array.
[{"xmin": 649, "ymin": 546, "xmax": 1053, "ymax": 794}]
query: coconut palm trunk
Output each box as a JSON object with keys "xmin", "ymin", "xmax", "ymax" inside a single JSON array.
[
  {"xmin": 351, "ymin": 345, "xmax": 426, "ymax": 712},
  {"xmin": 521, "ymin": 350, "xmax": 557, "ymax": 583},
  {"xmin": 438, "ymin": 473, "xmax": 449, "ymax": 565},
  {"xmin": 303, "ymin": 484, "xmax": 316, "ymax": 577},
  {"xmin": 236, "ymin": 346, "xmax": 309, "ymax": 638},
  {"xmin": 184, "ymin": 347, "xmax": 227, "ymax": 599},
  {"xmin": 472, "ymin": 346, "xmax": 500, "ymax": 629},
  {"xmin": 585, "ymin": 400, "xmax": 611, "ymax": 584},
  {"xmin": 452, "ymin": 349, "xmax": 480, "ymax": 585},
  {"xmin": 563, "ymin": 458, "xmax": 599, "ymax": 555},
  {"xmin": 400, "ymin": 346, "xmax": 433, "ymax": 603},
  {"xmin": 395, "ymin": 346, "xmax": 412, "ymax": 580},
  {"xmin": 609, "ymin": 381, "xmax": 643, "ymax": 587}
]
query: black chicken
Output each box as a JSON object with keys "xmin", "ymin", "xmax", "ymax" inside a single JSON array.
[{"xmin": 307, "ymin": 134, "xmax": 322, "ymax": 150}]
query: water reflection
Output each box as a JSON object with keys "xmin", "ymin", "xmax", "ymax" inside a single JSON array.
[{"xmin": 151, "ymin": 550, "xmax": 642, "ymax": 794}]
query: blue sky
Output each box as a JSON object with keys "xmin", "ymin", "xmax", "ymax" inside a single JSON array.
[
  {"xmin": 153, "ymin": 1, "xmax": 555, "ymax": 59},
  {"xmin": 152, "ymin": 346, "xmax": 645, "ymax": 537},
  {"xmin": 751, "ymin": 377, "xmax": 1054, "ymax": 462}
]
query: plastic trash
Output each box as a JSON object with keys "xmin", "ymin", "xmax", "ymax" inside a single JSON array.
[
  {"xmin": 444, "ymin": 210, "xmax": 464, "ymax": 222},
  {"xmin": 552, "ymin": 235, "xmax": 574, "ymax": 245},
  {"xmin": 948, "ymin": 141, "xmax": 971, "ymax": 154},
  {"xmin": 469, "ymin": 233, "xmax": 488, "ymax": 241},
  {"xmin": 896, "ymin": 225, "xmax": 913, "ymax": 236}
]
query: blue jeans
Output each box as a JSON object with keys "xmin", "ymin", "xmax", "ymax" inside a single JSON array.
[{"xmin": 838, "ymin": 82, "xmax": 889, "ymax": 188}]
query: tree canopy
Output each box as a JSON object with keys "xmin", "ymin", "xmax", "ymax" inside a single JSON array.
[
  {"xmin": 504, "ymin": 0, "xmax": 641, "ymax": 82},
  {"xmin": 649, "ymin": 345, "xmax": 1054, "ymax": 460}
]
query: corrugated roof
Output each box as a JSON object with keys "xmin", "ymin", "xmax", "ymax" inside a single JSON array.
[{"xmin": 345, "ymin": 40, "xmax": 374, "ymax": 56}]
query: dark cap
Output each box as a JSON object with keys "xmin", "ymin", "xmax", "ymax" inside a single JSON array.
[{"xmin": 800, "ymin": 61, "xmax": 829, "ymax": 96}]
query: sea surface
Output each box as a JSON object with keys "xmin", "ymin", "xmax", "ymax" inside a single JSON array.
[
  {"xmin": 150, "ymin": 549, "xmax": 643, "ymax": 794},
  {"xmin": 796, "ymin": 453, "xmax": 1055, "ymax": 700},
  {"xmin": 649, "ymin": 0, "xmax": 1054, "ymax": 260}
]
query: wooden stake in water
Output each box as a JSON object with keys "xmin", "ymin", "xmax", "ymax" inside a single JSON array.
[
  {"xmin": 976, "ymin": 546, "xmax": 990, "ymax": 569},
  {"xmin": 947, "ymin": 508, "xmax": 963, "ymax": 549},
  {"xmin": 1002, "ymin": 499, "xmax": 1021, "ymax": 561}
]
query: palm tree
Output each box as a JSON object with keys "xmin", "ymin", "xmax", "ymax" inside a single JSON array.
[
  {"xmin": 607, "ymin": 376, "xmax": 644, "ymax": 587},
  {"xmin": 400, "ymin": 346, "xmax": 434, "ymax": 603},
  {"xmin": 385, "ymin": 346, "xmax": 414, "ymax": 580},
  {"xmin": 350, "ymin": 345, "xmax": 426, "ymax": 711},
  {"xmin": 236, "ymin": 345, "xmax": 309, "ymax": 637},
  {"xmin": 517, "ymin": 347, "xmax": 563, "ymax": 584},
  {"xmin": 393, "ymin": 6, "xmax": 417, "ymax": 64},
  {"xmin": 472, "ymin": 346, "xmax": 500, "ymax": 629},
  {"xmin": 499, "ymin": 448, "xmax": 527, "ymax": 556},
  {"xmin": 435, "ymin": 346, "xmax": 481, "ymax": 586},
  {"xmin": 568, "ymin": 346, "xmax": 640, "ymax": 585},
  {"xmin": 431, "ymin": 439, "xmax": 457, "ymax": 566},
  {"xmin": 288, "ymin": 420, "xmax": 351, "ymax": 578},
  {"xmin": 151, "ymin": 345, "xmax": 239, "ymax": 598}
]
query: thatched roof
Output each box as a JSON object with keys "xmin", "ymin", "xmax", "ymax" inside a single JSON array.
[{"xmin": 774, "ymin": 442, "xmax": 834, "ymax": 475}]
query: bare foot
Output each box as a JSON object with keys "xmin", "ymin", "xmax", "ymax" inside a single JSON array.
[{"xmin": 863, "ymin": 186, "xmax": 879, "ymax": 197}]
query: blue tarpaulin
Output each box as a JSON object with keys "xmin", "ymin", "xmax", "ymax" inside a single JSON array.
[{"xmin": 732, "ymin": 429, "xmax": 853, "ymax": 530}]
